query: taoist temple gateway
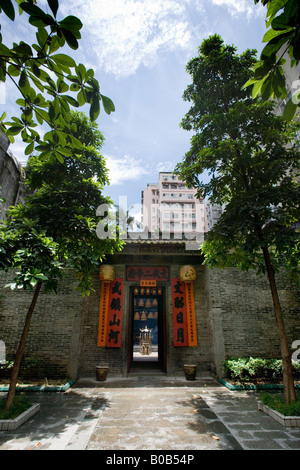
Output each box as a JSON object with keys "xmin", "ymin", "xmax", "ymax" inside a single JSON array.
[
  {"xmin": 0, "ymin": 151, "xmax": 299, "ymax": 380},
  {"xmin": 1, "ymin": 238, "xmax": 299, "ymax": 380}
]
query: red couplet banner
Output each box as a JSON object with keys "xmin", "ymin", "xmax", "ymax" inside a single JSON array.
[
  {"xmin": 97, "ymin": 281, "xmax": 110, "ymax": 347},
  {"xmin": 98, "ymin": 278, "xmax": 124, "ymax": 348},
  {"xmin": 172, "ymin": 278, "xmax": 189, "ymax": 347},
  {"xmin": 105, "ymin": 278, "xmax": 124, "ymax": 348},
  {"xmin": 184, "ymin": 281, "xmax": 197, "ymax": 347}
]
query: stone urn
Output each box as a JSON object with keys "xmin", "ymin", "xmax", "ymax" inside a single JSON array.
[
  {"xmin": 96, "ymin": 366, "xmax": 109, "ymax": 381},
  {"xmin": 184, "ymin": 364, "xmax": 197, "ymax": 381}
]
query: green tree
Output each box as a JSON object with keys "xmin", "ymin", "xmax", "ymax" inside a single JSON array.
[
  {"xmin": 0, "ymin": 0, "xmax": 115, "ymax": 161},
  {"xmin": 175, "ymin": 35, "xmax": 300, "ymax": 403},
  {"xmin": 244, "ymin": 0, "xmax": 300, "ymax": 121},
  {"xmin": 1, "ymin": 112, "xmax": 123, "ymax": 409}
]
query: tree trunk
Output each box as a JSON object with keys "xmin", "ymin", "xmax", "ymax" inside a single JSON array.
[
  {"xmin": 262, "ymin": 246, "xmax": 296, "ymax": 404},
  {"xmin": 5, "ymin": 281, "xmax": 42, "ymax": 410}
]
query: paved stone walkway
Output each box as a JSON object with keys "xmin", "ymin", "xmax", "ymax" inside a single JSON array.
[{"xmin": 0, "ymin": 375, "xmax": 299, "ymax": 451}]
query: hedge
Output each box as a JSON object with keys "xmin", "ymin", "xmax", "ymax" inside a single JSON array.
[{"xmin": 223, "ymin": 357, "xmax": 300, "ymax": 382}]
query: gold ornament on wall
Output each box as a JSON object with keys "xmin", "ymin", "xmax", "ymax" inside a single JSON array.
[
  {"xmin": 99, "ymin": 264, "xmax": 115, "ymax": 282},
  {"xmin": 179, "ymin": 265, "xmax": 196, "ymax": 282}
]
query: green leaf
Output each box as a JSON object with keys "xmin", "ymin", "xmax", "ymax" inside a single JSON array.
[
  {"xmin": 36, "ymin": 27, "xmax": 49, "ymax": 49},
  {"xmin": 27, "ymin": 72, "xmax": 45, "ymax": 93},
  {"xmin": 58, "ymin": 16, "xmax": 83, "ymax": 32},
  {"xmin": 57, "ymin": 80, "xmax": 69, "ymax": 94},
  {"xmin": 75, "ymin": 63, "xmax": 86, "ymax": 82},
  {"xmin": 0, "ymin": 43, "xmax": 11, "ymax": 56},
  {"xmin": 101, "ymin": 94, "xmax": 115, "ymax": 114},
  {"xmin": 20, "ymin": 2, "xmax": 49, "ymax": 19},
  {"xmin": 48, "ymin": 35, "xmax": 60, "ymax": 54},
  {"xmin": 25, "ymin": 141, "xmax": 34, "ymax": 155},
  {"xmin": 51, "ymin": 54, "xmax": 76, "ymax": 68},
  {"xmin": 7, "ymin": 126, "xmax": 23, "ymax": 136},
  {"xmin": 252, "ymin": 76, "xmax": 268, "ymax": 99},
  {"xmin": 262, "ymin": 26, "xmax": 294, "ymax": 43},
  {"xmin": 8, "ymin": 64, "xmax": 21, "ymax": 77},
  {"xmin": 0, "ymin": 0, "xmax": 15, "ymax": 21},
  {"xmin": 90, "ymin": 98, "xmax": 100, "ymax": 121},
  {"xmin": 77, "ymin": 89, "xmax": 86, "ymax": 106},
  {"xmin": 35, "ymin": 108, "xmax": 49, "ymax": 124},
  {"xmin": 13, "ymin": 42, "xmax": 33, "ymax": 57},
  {"xmin": 19, "ymin": 70, "xmax": 27, "ymax": 88},
  {"xmin": 293, "ymin": 38, "xmax": 300, "ymax": 60},
  {"xmin": 47, "ymin": 0, "xmax": 58, "ymax": 18},
  {"xmin": 61, "ymin": 29, "xmax": 79, "ymax": 50},
  {"xmin": 282, "ymin": 97, "xmax": 298, "ymax": 122},
  {"xmin": 70, "ymin": 83, "xmax": 80, "ymax": 92},
  {"xmin": 241, "ymin": 78, "xmax": 258, "ymax": 90},
  {"xmin": 28, "ymin": 15, "xmax": 53, "ymax": 28},
  {"xmin": 261, "ymin": 78, "xmax": 273, "ymax": 101},
  {"xmin": 266, "ymin": 0, "xmax": 288, "ymax": 27},
  {"xmin": 61, "ymin": 95, "xmax": 79, "ymax": 107}
]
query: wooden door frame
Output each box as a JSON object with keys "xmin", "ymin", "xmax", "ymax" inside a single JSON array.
[{"xmin": 127, "ymin": 286, "xmax": 166, "ymax": 373}]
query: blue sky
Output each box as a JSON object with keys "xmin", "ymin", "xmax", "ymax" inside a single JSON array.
[{"xmin": 2, "ymin": 0, "xmax": 268, "ymax": 215}]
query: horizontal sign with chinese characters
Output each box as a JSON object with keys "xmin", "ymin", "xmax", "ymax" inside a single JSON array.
[
  {"xmin": 127, "ymin": 266, "xmax": 169, "ymax": 281},
  {"xmin": 140, "ymin": 280, "xmax": 156, "ymax": 287}
]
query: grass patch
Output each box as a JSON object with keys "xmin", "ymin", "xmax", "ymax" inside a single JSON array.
[
  {"xmin": 260, "ymin": 392, "xmax": 300, "ymax": 416},
  {"xmin": 0, "ymin": 395, "xmax": 33, "ymax": 420}
]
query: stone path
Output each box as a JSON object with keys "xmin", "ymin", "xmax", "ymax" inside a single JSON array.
[{"xmin": 0, "ymin": 375, "xmax": 299, "ymax": 451}]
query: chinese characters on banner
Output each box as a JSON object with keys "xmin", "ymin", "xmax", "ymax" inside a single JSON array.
[
  {"xmin": 97, "ymin": 281, "xmax": 110, "ymax": 347},
  {"xmin": 185, "ymin": 281, "xmax": 197, "ymax": 346},
  {"xmin": 98, "ymin": 278, "xmax": 124, "ymax": 348},
  {"xmin": 172, "ymin": 278, "xmax": 188, "ymax": 346},
  {"xmin": 172, "ymin": 278, "xmax": 197, "ymax": 347}
]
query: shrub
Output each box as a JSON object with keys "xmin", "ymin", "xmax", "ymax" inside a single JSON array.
[{"xmin": 223, "ymin": 357, "xmax": 300, "ymax": 382}]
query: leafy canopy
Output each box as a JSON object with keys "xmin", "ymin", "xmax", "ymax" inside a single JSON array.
[
  {"xmin": 1, "ymin": 111, "xmax": 123, "ymax": 296},
  {"xmin": 175, "ymin": 35, "xmax": 300, "ymax": 278},
  {"xmin": 0, "ymin": 0, "xmax": 115, "ymax": 162},
  {"xmin": 244, "ymin": 0, "xmax": 300, "ymax": 121}
]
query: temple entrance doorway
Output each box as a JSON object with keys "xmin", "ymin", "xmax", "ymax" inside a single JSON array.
[{"xmin": 128, "ymin": 286, "xmax": 166, "ymax": 373}]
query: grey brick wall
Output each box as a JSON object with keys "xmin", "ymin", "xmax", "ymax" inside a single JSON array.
[
  {"xmin": 0, "ymin": 270, "xmax": 84, "ymax": 379},
  {"xmin": 0, "ymin": 261, "xmax": 299, "ymax": 380},
  {"xmin": 205, "ymin": 267, "xmax": 300, "ymax": 376}
]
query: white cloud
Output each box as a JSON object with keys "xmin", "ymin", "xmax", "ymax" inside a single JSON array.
[
  {"xmin": 105, "ymin": 154, "xmax": 150, "ymax": 185},
  {"xmin": 210, "ymin": 0, "xmax": 264, "ymax": 19},
  {"xmin": 156, "ymin": 160, "xmax": 178, "ymax": 173},
  {"xmin": 62, "ymin": 0, "xmax": 193, "ymax": 77}
]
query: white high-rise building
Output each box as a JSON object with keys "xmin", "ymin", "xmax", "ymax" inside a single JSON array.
[{"xmin": 141, "ymin": 172, "xmax": 208, "ymax": 240}]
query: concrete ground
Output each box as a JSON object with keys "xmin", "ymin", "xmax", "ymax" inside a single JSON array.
[{"xmin": 0, "ymin": 374, "xmax": 299, "ymax": 451}]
